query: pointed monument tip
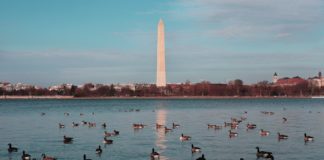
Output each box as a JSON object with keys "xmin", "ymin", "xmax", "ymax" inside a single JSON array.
[{"xmin": 159, "ymin": 18, "xmax": 164, "ymax": 23}]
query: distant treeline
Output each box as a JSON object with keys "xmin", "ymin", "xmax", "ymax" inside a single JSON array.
[{"xmin": 1, "ymin": 80, "xmax": 323, "ymax": 97}]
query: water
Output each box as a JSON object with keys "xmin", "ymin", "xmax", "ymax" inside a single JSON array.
[{"xmin": 0, "ymin": 99, "xmax": 323, "ymax": 160}]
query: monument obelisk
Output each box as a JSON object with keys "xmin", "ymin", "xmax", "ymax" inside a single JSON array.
[{"xmin": 156, "ymin": 19, "xmax": 166, "ymax": 87}]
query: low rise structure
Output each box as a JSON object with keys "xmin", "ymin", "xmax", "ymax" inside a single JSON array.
[
  {"xmin": 275, "ymin": 76, "xmax": 307, "ymax": 86},
  {"xmin": 0, "ymin": 82, "xmax": 34, "ymax": 91},
  {"xmin": 48, "ymin": 83, "xmax": 73, "ymax": 91},
  {"xmin": 308, "ymin": 72, "xmax": 324, "ymax": 88},
  {"xmin": 272, "ymin": 72, "xmax": 307, "ymax": 86},
  {"xmin": 114, "ymin": 83, "xmax": 136, "ymax": 91},
  {"xmin": 272, "ymin": 72, "xmax": 278, "ymax": 83}
]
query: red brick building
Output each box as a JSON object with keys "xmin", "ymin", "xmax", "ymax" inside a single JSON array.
[{"xmin": 275, "ymin": 76, "xmax": 307, "ymax": 86}]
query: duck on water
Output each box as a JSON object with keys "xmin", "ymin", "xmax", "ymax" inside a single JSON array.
[
  {"xmin": 304, "ymin": 133, "xmax": 314, "ymax": 142},
  {"xmin": 150, "ymin": 148, "xmax": 160, "ymax": 159},
  {"xmin": 256, "ymin": 147, "xmax": 274, "ymax": 160},
  {"xmin": 8, "ymin": 143, "xmax": 18, "ymax": 153},
  {"xmin": 191, "ymin": 144, "xmax": 201, "ymax": 153},
  {"xmin": 22, "ymin": 150, "xmax": 31, "ymax": 160},
  {"xmin": 196, "ymin": 154, "xmax": 206, "ymax": 160},
  {"xmin": 41, "ymin": 153, "xmax": 57, "ymax": 160}
]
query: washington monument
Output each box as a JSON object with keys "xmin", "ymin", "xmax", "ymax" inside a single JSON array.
[{"xmin": 156, "ymin": 19, "xmax": 166, "ymax": 87}]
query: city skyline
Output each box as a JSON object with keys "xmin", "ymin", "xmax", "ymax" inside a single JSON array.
[{"xmin": 1, "ymin": 0, "xmax": 324, "ymax": 86}]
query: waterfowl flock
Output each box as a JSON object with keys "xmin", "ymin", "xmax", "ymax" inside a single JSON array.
[{"xmin": 3, "ymin": 107, "xmax": 319, "ymax": 160}]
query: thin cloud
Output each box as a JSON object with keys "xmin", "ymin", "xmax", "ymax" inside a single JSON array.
[
  {"xmin": 0, "ymin": 49, "xmax": 144, "ymax": 60},
  {"xmin": 172, "ymin": 0, "xmax": 324, "ymax": 39},
  {"xmin": 275, "ymin": 32, "xmax": 292, "ymax": 39}
]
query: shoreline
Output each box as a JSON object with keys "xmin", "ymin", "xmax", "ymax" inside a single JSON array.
[{"xmin": 0, "ymin": 95, "xmax": 317, "ymax": 100}]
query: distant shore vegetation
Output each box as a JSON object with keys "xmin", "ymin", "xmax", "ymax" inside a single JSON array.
[{"xmin": 1, "ymin": 79, "xmax": 323, "ymax": 98}]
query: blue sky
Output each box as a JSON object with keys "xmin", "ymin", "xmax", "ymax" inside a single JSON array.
[{"xmin": 1, "ymin": 0, "xmax": 324, "ymax": 86}]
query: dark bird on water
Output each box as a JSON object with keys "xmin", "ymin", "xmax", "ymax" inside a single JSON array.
[
  {"xmin": 41, "ymin": 153, "xmax": 57, "ymax": 160},
  {"xmin": 256, "ymin": 147, "xmax": 274, "ymax": 160},
  {"xmin": 180, "ymin": 133, "xmax": 191, "ymax": 141},
  {"xmin": 191, "ymin": 144, "xmax": 201, "ymax": 153},
  {"xmin": 196, "ymin": 154, "xmax": 206, "ymax": 160},
  {"xmin": 172, "ymin": 122, "xmax": 180, "ymax": 128},
  {"xmin": 63, "ymin": 135, "xmax": 73, "ymax": 143},
  {"xmin": 277, "ymin": 132, "xmax": 288, "ymax": 140},
  {"xmin": 282, "ymin": 117, "xmax": 287, "ymax": 123},
  {"xmin": 103, "ymin": 137, "xmax": 113, "ymax": 144},
  {"xmin": 8, "ymin": 143, "xmax": 18, "ymax": 153},
  {"xmin": 150, "ymin": 148, "xmax": 160, "ymax": 159},
  {"xmin": 83, "ymin": 154, "xmax": 91, "ymax": 160},
  {"xmin": 102, "ymin": 123, "xmax": 107, "ymax": 128},
  {"xmin": 304, "ymin": 133, "xmax": 314, "ymax": 142},
  {"xmin": 21, "ymin": 150, "xmax": 31, "ymax": 160},
  {"xmin": 96, "ymin": 145, "xmax": 102, "ymax": 154}
]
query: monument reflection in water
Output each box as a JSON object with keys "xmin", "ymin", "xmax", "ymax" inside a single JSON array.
[{"xmin": 155, "ymin": 102, "xmax": 168, "ymax": 160}]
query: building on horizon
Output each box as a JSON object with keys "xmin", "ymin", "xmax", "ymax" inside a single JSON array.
[
  {"xmin": 308, "ymin": 71, "xmax": 324, "ymax": 88},
  {"xmin": 49, "ymin": 83, "xmax": 73, "ymax": 92},
  {"xmin": 272, "ymin": 72, "xmax": 279, "ymax": 83},
  {"xmin": 156, "ymin": 19, "xmax": 166, "ymax": 87},
  {"xmin": 274, "ymin": 76, "xmax": 307, "ymax": 86},
  {"xmin": 0, "ymin": 82, "xmax": 38, "ymax": 92}
]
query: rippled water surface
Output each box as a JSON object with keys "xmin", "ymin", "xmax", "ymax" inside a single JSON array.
[{"xmin": 0, "ymin": 99, "xmax": 324, "ymax": 160}]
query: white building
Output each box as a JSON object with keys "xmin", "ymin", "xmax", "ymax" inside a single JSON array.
[
  {"xmin": 114, "ymin": 83, "xmax": 136, "ymax": 91},
  {"xmin": 309, "ymin": 72, "xmax": 324, "ymax": 88},
  {"xmin": 49, "ymin": 83, "xmax": 73, "ymax": 91},
  {"xmin": 1, "ymin": 83, "xmax": 14, "ymax": 91},
  {"xmin": 14, "ymin": 83, "xmax": 33, "ymax": 90},
  {"xmin": 0, "ymin": 82, "xmax": 35, "ymax": 91}
]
